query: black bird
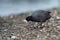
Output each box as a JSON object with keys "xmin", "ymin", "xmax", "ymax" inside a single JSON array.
[{"xmin": 26, "ymin": 10, "xmax": 51, "ymax": 28}]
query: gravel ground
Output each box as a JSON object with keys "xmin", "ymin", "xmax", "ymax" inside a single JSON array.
[{"xmin": 0, "ymin": 8, "xmax": 60, "ymax": 40}]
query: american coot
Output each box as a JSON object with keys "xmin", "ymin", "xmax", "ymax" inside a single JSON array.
[{"xmin": 26, "ymin": 10, "xmax": 51, "ymax": 28}]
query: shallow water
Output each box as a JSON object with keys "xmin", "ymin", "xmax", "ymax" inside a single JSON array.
[{"xmin": 0, "ymin": 0, "xmax": 59, "ymax": 16}]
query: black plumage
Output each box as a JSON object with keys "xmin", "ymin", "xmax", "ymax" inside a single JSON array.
[{"xmin": 26, "ymin": 10, "xmax": 51, "ymax": 28}]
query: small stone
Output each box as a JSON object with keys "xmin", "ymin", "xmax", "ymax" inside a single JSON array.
[
  {"xmin": 42, "ymin": 23, "xmax": 45, "ymax": 26},
  {"xmin": 4, "ymin": 29, "xmax": 8, "ymax": 32},
  {"xmin": 53, "ymin": 23, "xmax": 57, "ymax": 26},
  {"xmin": 52, "ymin": 35, "xmax": 56, "ymax": 37},
  {"xmin": 37, "ymin": 35, "xmax": 40, "ymax": 38},
  {"xmin": 7, "ymin": 37, "xmax": 11, "ymax": 40},
  {"xmin": 39, "ymin": 30, "xmax": 43, "ymax": 32},
  {"xmin": 47, "ymin": 33, "xmax": 50, "ymax": 36},
  {"xmin": 44, "ymin": 36, "xmax": 47, "ymax": 39},
  {"xmin": 17, "ymin": 34, "xmax": 20, "ymax": 37},
  {"xmin": 56, "ymin": 36, "xmax": 59, "ymax": 39},
  {"xmin": 48, "ymin": 22, "xmax": 52, "ymax": 26},
  {"xmin": 22, "ymin": 35, "xmax": 25, "ymax": 37},
  {"xmin": 56, "ymin": 16, "xmax": 60, "ymax": 19},
  {"xmin": 11, "ymin": 36, "xmax": 17, "ymax": 39},
  {"xmin": 42, "ymin": 28, "xmax": 46, "ymax": 32},
  {"xmin": 57, "ymin": 26, "xmax": 60, "ymax": 28},
  {"xmin": 50, "ymin": 18, "xmax": 54, "ymax": 21}
]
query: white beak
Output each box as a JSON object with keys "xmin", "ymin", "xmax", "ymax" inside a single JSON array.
[{"xmin": 23, "ymin": 19, "xmax": 28, "ymax": 23}]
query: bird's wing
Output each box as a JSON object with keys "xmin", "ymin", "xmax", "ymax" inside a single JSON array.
[{"xmin": 31, "ymin": 10, "xmax": 51, "ymax": 22}]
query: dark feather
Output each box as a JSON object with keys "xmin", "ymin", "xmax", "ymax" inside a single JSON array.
[{"xmin": 26, "ymin": 10, "xmax": 51, "ymax": 23}]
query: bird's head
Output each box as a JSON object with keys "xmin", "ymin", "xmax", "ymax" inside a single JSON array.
[{"xmin": 26, "ymin": 16, "xmax": 33, "ymax": 21}]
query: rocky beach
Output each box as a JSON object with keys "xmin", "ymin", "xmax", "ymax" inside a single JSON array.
[{"xmin": 0, "ymin": 8, "xmax": 60, "ymax": 40}]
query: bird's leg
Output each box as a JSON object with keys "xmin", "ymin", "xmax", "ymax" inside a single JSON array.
[
  {"xmin": 34, "ymin": 22, "xmax": 43, "ymax": 29},
  {"xmin": 37, "ymin": 22, "xmax": 43, "ymax": 29},
  {"xmin": 33, "ymin": 22, "xmax": 38, "ymax": 29},
  {"xmin": 45, "ymin": 20, "xmax": 49, "ymax": 28},
  {"xmin": 40, "ymin": 22, "xmax": 44, "ymax": 29},
  {"xmin": 33, "ymin": 22, "xmax": 39, "ymax": 29}
]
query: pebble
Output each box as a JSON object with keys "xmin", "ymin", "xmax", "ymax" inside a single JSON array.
[
  {"xmin": 37, "ymin": 35, "xmax": 40, "ymax": 38},
  {"xmin": 4, "ymin": 29, "xmax": 8, "ymax": 32},
  {"xmin": 11, "ymin": 36, "xmax": 17, "ymax": 39},
  {"xmin": 53, "ymin": 23, "xmax": 57, "ymax": 26},
  {"xmin": 39, "ymin": 30, "xmax": 43, "ymax": 32},
  {"xmin": 47, "ymin": 33, "xmax": 50, "ymax": 36},
  {"xmin": 52, "ymin": 35, "xmax": 56, "ymax": 38},
  {"xmin": 57, "ymin": 26, "xmax": 60, "ymax": 28},
  {"xmin": 48, "ymin": 22, "xmax": 52, "ymax": 26},
  {"xmin": 44, "ymin": 36, "xmax": 47, "ymax": 39},
  {"xmin": 56, "ymin": 16, "xmax": 60, "ymax": 19}
]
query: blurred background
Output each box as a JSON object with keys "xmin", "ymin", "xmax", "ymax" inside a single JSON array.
[
  {"xmin": 0, "ymin": 0, "xmax": 59, "ymax": 16},
  {"xmin": 0, "ymin": 0, "xmax": 60, "ymax": 40}
]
